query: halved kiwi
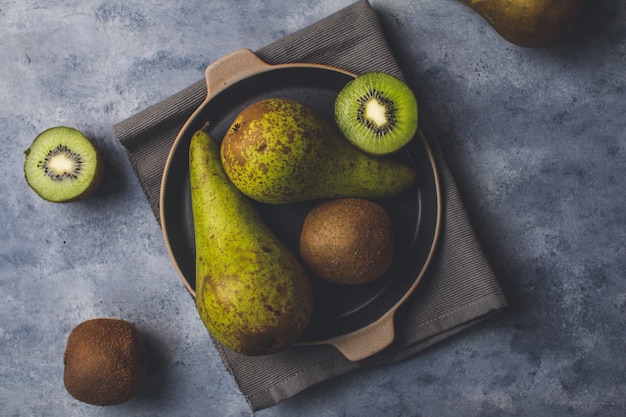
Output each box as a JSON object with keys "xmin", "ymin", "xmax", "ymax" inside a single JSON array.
[
  {"xmin": 334, "ymin": 72, "xmax": 418, "ymax": 155},
  {"xmin": 23, "ymin": 126, "xmax": 103, "ymax": 203}
]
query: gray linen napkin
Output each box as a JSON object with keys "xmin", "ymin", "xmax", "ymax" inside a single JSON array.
[{"xmin": 113, "ymin": 0, "xmax": 507, "ymax": 411}]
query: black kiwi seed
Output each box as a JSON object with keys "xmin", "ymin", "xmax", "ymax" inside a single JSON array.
[
  {"xmin": 299, "ymin": 198, "xmax": 395, "ymax": 285},
  {"xmin": 63, "ymin": 318, "xmax": 147, "ymax": 406},
  {"xmin": 23, "ymin": 126, "xmax": 103, "ymax": 203},
  {"xmin": 357, "ymin": 89, "xmax": 397, "ymax": 136},
  {"xmin": 334, "ymin": 72, "xmax": 418, "ymax": 156}
]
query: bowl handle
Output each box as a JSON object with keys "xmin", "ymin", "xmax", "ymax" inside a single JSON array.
[
  {"xmin": 326, "ymin": 310, "xmax": 396, "ymax": 361},
  {"xmin": 205, "ymin": 48, "xmax": 271, "ymax": 100},
  {"xmin": 176, "ymin": 48, "xmax": 272, "ymax": 138}
]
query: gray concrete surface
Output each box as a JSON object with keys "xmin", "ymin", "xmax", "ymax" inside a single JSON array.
[{"xmin": 1, "ymin": 1, "xmax": 624, "ymax": 416}]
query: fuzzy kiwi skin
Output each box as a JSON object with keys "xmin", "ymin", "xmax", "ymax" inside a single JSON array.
[
  {"xmin": 23, "ymin": 126, "xmax": 104, "ymax": 203},
  {"xmin": 63, "ymin": 318, "xmax": 147, "ymax": 406},
  {"xmin": 299, "ymin": 198, "xmax": 395, "ymax": 285}
]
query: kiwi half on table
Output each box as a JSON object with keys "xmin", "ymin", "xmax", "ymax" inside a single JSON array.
[
  {"xmin": 23, "ymin": 126, "xmax": 103, "ymax": 203},
  {"xmin": 334, "ymin": 72, "xmax": 418, "ymax": 156}
]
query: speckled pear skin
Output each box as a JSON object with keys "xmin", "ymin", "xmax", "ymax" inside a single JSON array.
[
  {"xmin": 189, "ymin": 126, "xmax": 313, "ymax": 356},
  {"xmin": 220, "ymin": 98, "xmax": 416, "ymax": 204},
  {"xmin": 460, "ymin": 0, "xmax": 587, "ymax": 47}
]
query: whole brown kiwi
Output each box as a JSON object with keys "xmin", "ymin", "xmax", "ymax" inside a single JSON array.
[
  {"xmin": 299, "ymin": 198, "xmax": 394, "ymax": 285},
  {"xmin": 63, "ymin": 318, "xmax": 147, "ymax": 406}
]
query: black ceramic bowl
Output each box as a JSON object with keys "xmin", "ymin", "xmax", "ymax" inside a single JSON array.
[{"xmin": 159, "ymin": 49, "xmax": 442, "ymax": 361}]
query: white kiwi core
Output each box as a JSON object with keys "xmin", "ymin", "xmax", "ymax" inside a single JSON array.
[
  {"xmin": 364, "ymin": 97, "xmax": 389, "ymax": 128},
  {"xmin": 47, "ymin": 151, "xmax": 81, "ymax": 180}
]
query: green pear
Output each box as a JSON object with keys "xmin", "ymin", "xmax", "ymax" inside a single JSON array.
[
  {"xmin": 460, "ymin": 0, "xmax": 587, "ymax": 47},
  {"xmin": 189, "ymin": 126, "xmax": 313, "ymax": 356},
  {"xmin": 220, "ymin": 98, "xmax": 417, "ymax": 204}
]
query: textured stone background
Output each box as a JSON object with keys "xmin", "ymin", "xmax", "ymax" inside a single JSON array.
[{"xmin": 1, "ymin": 1, "xmax": 624, "ymax": 416}]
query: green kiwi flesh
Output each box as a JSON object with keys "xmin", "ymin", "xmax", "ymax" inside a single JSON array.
[
  {"xmin": 334, "ymin": 72, "xmax": 418, "ymax": 156},
  {"xmin": 299, "ymin": 198, "xmax": 395, "ymax": 285},
  {"xmin": 63, "ymin": 318, "xmax": 147, "ymax": 406},
  {"xmin": 24, "ymin": 126, "xmax": 103, "ymax": 202}
]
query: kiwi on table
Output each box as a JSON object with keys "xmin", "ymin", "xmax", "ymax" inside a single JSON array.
[
  {"xmin": 299, "ymin": 198, "xmax": 395, "ymax": 285},
  {"xmin": 63, "ymin": 318, "xmax": 147, "ymax": 406},
  {"xmin": 23, "ymin": 126, "xmax": 104, "ymax": 203},
  {"xmin": 334, "ymin": 71, "xmax": 418, "ymax": 156}
]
